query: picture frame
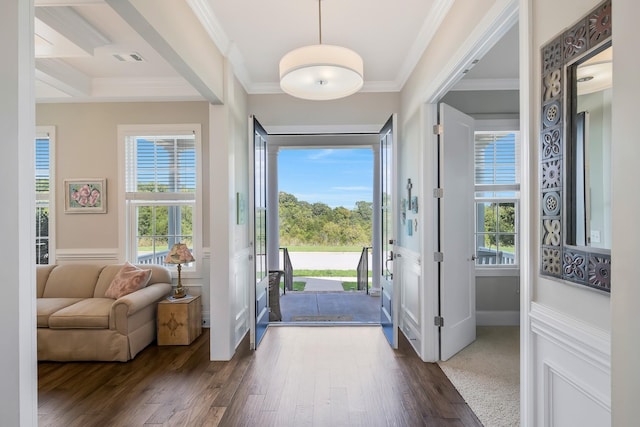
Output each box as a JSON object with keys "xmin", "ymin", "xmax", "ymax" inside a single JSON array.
[{"xmin": 64, "ymin": 178, "xmax": 107, "ymax": 213}]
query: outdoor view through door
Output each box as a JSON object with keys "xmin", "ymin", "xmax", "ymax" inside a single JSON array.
[{"xmin": 276, "ymin": 145, "xmax": 376, "ymax": 324}]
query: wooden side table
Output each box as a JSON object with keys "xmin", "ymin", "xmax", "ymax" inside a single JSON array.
[{"xmin": 157, "ymin": 294, "xmax": 202, "ymax": 345}]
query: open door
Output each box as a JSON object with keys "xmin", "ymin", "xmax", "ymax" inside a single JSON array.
[
  {"xmin": 249, "ymin": 116, "xmax": 269, "ymax": 349},
  {"xmin": 437, "ymin": 103, "xmax": 476, "ymax": 361},
  {"xmin": 380, "ymin": 115, "xmax": 398, "ymax": 348}
]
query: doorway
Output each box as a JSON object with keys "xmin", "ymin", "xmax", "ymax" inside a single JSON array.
[
  {"xmin": 432, "ymin": 21, "xmax": 521, "ymax": 427},
  {"xmin": 272, "ymin": 145, "xmax": 379, "ymax": 324}
]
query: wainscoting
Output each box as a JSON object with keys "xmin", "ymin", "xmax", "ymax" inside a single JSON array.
[
  {"xmin": 530, "ymin": 302, "xmax": 611, "ymax": 426},
  {"xmin": 397, "ymin": 247, "xmax": 422, "ymax": 355},
  {"xmin": 232, "ymin": 247, "xmax": 251, "ymax": 349}
]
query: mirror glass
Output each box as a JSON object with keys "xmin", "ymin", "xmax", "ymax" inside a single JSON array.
[{"xmin": 566, "ymin": 44, "xmax": 612, "ymax": 250}]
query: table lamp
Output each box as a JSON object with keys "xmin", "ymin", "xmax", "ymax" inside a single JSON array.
[{"xmin": 164, "ymin": 243, "xmax": 195, "ymax": 298}]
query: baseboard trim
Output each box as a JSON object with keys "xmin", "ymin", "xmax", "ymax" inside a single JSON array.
[{"xmin": 477, "ymin": 310, "xmax": 520, "ymax": 325}]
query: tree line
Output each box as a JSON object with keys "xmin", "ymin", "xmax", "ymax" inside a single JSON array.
[{"xmin": 279, "ymin": 192, "xmax": 372, "ymax": 246}]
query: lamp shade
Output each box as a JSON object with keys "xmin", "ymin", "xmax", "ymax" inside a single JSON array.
[
  {"xmin": 279, "ymin": 44, "xmax": 364, "ymax": 101},
  {"xmin": 164, "ymin": 243, "xmax": 195, "ymax": 264}
]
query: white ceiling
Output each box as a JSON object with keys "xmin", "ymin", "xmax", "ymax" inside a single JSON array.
[{"xmin": 34, "ymin": 0, "xmax": 518, "ymax": 103}]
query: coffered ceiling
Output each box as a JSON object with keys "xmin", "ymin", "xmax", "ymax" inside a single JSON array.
[{"xmin": 34, "ymin": 0, "xmax": 518, "ymax": 103}]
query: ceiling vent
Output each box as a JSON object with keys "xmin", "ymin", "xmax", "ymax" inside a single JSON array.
[{"xmin": 113, "ymin": 52, "xmax": 145, "ymax": 62}]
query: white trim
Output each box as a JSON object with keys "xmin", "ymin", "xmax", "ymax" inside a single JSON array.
[
  {"xmin": 543, "ymin": 361, "xmax": 610, "ymax": 426},
  {"xmin": 530, "ymin": 302, "xmax": 611, "ymax": 373},
  {"xmin": 477, "ymin": 310, "xmax": 520, "ymax": 325},
  {"xmin": 35, "ymin": 125, "xmax": 56, "ymax": 265},
  {"xmin": 519, "ymin": 1, "xmax": 534, "ymax": 425},
  {"xmin": 395, "ymin": 0, "xmax": 456, "ymax": 90},
  {"xmin": 116, "ymin": 124, "xmax": 203, "ymax": 276},
  {"xmin": 264, "ymin": 124, "xmax": 381, "ymax": 135},
  {"xmin": 422, "ymin": 0, "xmax": 519, "ymax": 108},
  {"xmin": 420, "ymin": 103, "xmax": 441, "ymax": 363},
  {"xmin": 55, "ymin": 248, "xmax": 120, "ymax": 263}
]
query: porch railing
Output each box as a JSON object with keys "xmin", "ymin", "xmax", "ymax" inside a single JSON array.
[
  {"xmin": 357, "ymin": 246, "xmax": 371, "ymax": 294},
  {"xmin": 476, "ymin": 247, "xmax": 516, "ymax": 265},
  {"xmin": 280, "ymin": 247, "xmax": 293, "ymax": 294},
  {"xmin": 137, "ymin": 250, "xmax": 170, "ymax": 265}
]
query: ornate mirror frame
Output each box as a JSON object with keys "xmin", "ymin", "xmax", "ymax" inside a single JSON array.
[{"xmin": 539, "ymin": 0, "xmax": 612, "ymax": 292}]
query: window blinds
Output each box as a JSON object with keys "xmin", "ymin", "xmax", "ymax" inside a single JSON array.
[
  {"xmin": 125, "ymin": 135, "xmax": 196, "ymax": 199},
  {"xmin": 474, "ymin": 132, "xmax": 520, "ymax": 185}
]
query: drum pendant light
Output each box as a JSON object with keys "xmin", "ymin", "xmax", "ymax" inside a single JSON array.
[{"xmin": 279, "ymin": 0, "xmax": 363, "ymax": 100}]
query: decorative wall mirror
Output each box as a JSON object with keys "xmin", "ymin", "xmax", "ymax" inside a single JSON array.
[{"xmin": 540, "ymin": 0, "xmax": 612, "ymax": 292}]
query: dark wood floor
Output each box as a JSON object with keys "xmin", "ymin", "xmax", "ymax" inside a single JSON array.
[{"xmin": 38, "ymin": 327, "xmax": 482, "ymax": 426}]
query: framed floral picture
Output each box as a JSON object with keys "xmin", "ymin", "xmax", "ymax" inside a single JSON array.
[{"xmin": 64, "ymin": 178, "xmax": 107, "ymax": 213}]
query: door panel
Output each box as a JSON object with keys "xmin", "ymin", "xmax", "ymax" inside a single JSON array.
[
  {"xmin": 380, "ymin": 115, "xmax": 398, "ymax": 348},
  {"xmin": 249, "ymin": 116, "xmax": 269, "ymax": 349},
  {"xmin": 439, "ymin": 103, "xmax": 476, "ymax": 361}
]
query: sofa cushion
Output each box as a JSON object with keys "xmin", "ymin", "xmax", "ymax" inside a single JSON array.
[
  {"xmin": 36, "ymin": 265, "xmax": 58, "ymax": 298},
  {"xmin": 48, "ymin": 298, "xmax": 114, "ymax": 329},
  {"xmin": 94, "ymin": 263, "xmax": 171, "ymax": 297},
  {"xmin": 37, "ymin": 298, "xmax": 83, "ymax": 327},
  {"xmin": 104, "ymin": 262, "xmax": 152, "ymax": 299},
  {"xmin": 42, "ymin": 264, "xmax": 105, "ymax": 298}
]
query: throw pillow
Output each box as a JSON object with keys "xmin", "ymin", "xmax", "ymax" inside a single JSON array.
[{"xmin": 105, "ymin": 262, "xmax": 152, "ymax": 299}]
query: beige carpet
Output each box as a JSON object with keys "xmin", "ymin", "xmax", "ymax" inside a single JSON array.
[{"xmin": 438, "ymin": 326, "xmax": 520, "ymax": 427}]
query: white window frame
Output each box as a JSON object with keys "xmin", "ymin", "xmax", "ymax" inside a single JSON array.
[
  {"xmin": 474, "ymin": 120, "xmax": 520, "ymax": 276},
  {"xmin": 117, "ymin": 124, "xmax": 202, "ymax": 278},
  {"xmin": 36, "ymin": 126, "xmax": 56, "ymax": 265}
]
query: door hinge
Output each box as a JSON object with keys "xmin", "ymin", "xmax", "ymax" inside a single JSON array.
[
  {"xmin": 434, "ymin": 316, "xmax": 444, "ymax": 327},
  {"xmin": 433, "ymin": 188, "xmax": 444, "ymax": 198},
  {"xmin": 433, "ymin": 124, "xmax": 443, "ymax": 135},
  {"xmin": 434, "ymin": 252, "xmax": 444, "ymax": 262}
]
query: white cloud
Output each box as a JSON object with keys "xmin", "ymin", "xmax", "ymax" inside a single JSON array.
[{"xmin": 307, "ymin": 149, "xmax": 334, "ymax": 160}]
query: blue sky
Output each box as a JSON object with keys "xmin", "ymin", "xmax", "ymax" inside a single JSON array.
[{"xmin": 278, "ymin": 148, "xmax": 373, "ymax": 209}]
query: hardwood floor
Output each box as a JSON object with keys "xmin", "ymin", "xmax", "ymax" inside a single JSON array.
[{"xmin": 38, "ymin": 327, "xmax": 482, "ymax": 426}]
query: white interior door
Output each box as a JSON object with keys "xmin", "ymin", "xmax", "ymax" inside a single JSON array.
[
  {"xmin": 380, "ymin": 115, "xmax": 398, "ymax": 348},
  {"xmin": 438, "ymin": 103, "xmax": 476, "ymax": 361},
  {"xmin": 249, "ymin": 116, "xmax": 269, "ymax": 349}
]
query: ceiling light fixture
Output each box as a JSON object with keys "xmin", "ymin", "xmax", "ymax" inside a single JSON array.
[{"xmin": 279, "ymin": 0, "xmax": 363, "ymax": 100}]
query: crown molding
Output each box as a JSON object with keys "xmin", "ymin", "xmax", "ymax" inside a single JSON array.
[{"xmin": 394, "ymin": 0, "xmax": 455, "ymax": 90}]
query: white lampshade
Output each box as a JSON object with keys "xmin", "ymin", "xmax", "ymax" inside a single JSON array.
[{"xmin": 279, "ymin": 44, "xmax": 364, "ymax": 101}]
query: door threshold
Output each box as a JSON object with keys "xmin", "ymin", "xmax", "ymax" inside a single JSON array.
[{"xmin": 269, "ymin": 321, "xmax": 381, "ymax": 327}]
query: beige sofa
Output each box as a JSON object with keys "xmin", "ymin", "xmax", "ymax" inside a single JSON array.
[{"xmin": 37, "ymin": 263, "xmax": 172, "ymax": 362}]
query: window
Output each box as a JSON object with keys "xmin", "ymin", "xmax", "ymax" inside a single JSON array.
[
  {"xmin": 36, "ymin": 127, "xmax": 55, "ymax": 265},
  {"xmin": 474, "ymin": 129, "xmax": 520, "ymax": 267},
  {"xmin": 120, "ymin": 125, "xmax": 201, "ymax": 272}
]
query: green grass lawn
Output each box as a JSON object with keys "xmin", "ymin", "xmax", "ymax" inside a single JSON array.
[
  {"xmin": 341, "ymin": 281, "xmax": 358, "ymax": 291},
  {"xmin": 293, "ymin": 269, "xmax": 360, "ymax": 278}
]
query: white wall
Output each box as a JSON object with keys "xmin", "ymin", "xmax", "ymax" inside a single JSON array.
[
  {"xmin": 398, "ymin": 0, "xmax": 518, "ymax": 362},
  {"xmin": 0, "ymin": 0, "xmax": 38, "ymax": 425},
  {"xmin": 530, "ymin": 0, "xmax": 610, "ymax": 333},
  {"xmin": 209, "ymin": 61, "xmax": 250, "ymax": 360},
  {"xmin": 248, "ymin": 92, "xmax": 400, "ymax": 131},
  {"xmin": 611, "ymin": 0, "xmax": 640, "ymax": 424},
  {"xmin": 527, "ymin": 0, "xmax": 617, "ymax": 425}
]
